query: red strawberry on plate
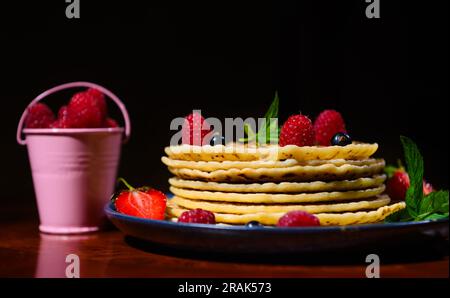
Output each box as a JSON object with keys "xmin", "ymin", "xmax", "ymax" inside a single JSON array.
[
  {"xmin": 386, "ymin": 167, "xmax": 434, "ymax": 200},
  {"xmin": 25, "ymin": 103, "xmax": 55, "ymax": 128},
  {"xmin": 279, "ymin": 114, "xmax": 315, "ymax": 147},
  {"xmin": 114, "ymin": 178, "xmax": 167, "ymax": 220},
  {"xmin": 181, "ymin": 112, "xmax": 212, "ymax": 145},
  {"xmin": 386, "ymin": 170, "xmax": 410, "ymax": 201},
  {"xmin": 423, "ymin": 180, "xmax": 434, "ymax": 195},
  {"xmin": 313, "ymin": 109, "xmax": 347, "ymax": 146}
]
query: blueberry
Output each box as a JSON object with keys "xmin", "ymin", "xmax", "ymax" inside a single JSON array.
[
  {"xmin": 246, "ymin": 221, "xmax": 263, "ymax": 228},
  {"xmin": 210, "ymin": 135, "xmax": 225, "ymax": 146},
  {"xmin": 331, "ymin": 132, "xmax": 352, "ymax": 146}
]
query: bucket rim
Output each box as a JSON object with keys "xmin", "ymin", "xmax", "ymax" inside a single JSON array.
[{"xmin": 23, "ymin": 127, "xmax": 125, "ymax": 135}]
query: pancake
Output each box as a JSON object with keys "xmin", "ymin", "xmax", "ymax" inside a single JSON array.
[
  {"xmin": 169, "ymin": 185, "xmax": 386, "ymax": 203},
  {"xmin": 162, "ymin": 156, "xmax": 300, "ymax": 170},
  {"xmin": 170, "ymin": 195, "xmax": 391, "ymax": 214},
  {"xmin": 162, "ymin": 156, "xmax": 378, "ymax": 171},
  {"xmin": 167, "ymin": 201, "xmax": 406, "ymax": 226},
  {"xmin": 165, "ymin": 143, "xmax": 378, "ymax": 162},
  {"xmin": 168, "ymin": 159, "xmax": 385, "ymax": 182},
  {"xmin": 168, "ymin": 175, "xmax": 386, "ymax": 193}
]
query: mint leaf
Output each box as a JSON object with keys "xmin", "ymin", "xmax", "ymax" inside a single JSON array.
[
  {"xmin": 258, "ymin": 92, "xmax": 279, "ymax": 144},
  {"xmin": 263, "ymin": 91, "xmax": 279, "ymax": 120},
  {"xmin": 400, "ymin": 136, "xmax": 424, "ymax": 217},
  {"xmin": 385, "ymin": 137, "xmax": 449, "ymax": 223},
  {"xmin": 244, "ymin": 123, "xmax": 255, "ymax": 137},
  {"xmin": 431, "ymin": 190, "xmax": 449, "ymax": 213},
  {"xmin": 257, "ymin": 117, "xmax": 279, "ymax": 144},
  {"xmin": 384, "ymin": 208, "xmax": 412, "ymax": 222},
  {"xmin": 241, "ymin": 92, "xmax": 279, "ymax": 144},
  {"xmin": 421, "ymin": 213, "xmax": 449, "ymax": 221},
  {"xmin": 418, "ymin": 190, "xmax": 449, "ymax": 216},
  {"xmin": 240, "ymin": 123, "xmax": 256, "ymax": 142},
  {"xmin": 268, "ymin": 119, "xmax": 280, "ymax": 141}
]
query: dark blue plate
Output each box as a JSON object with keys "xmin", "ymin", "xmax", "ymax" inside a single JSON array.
[{"xmin": 105, "ymin": 202, "xmax": 448, "ymax": 255}]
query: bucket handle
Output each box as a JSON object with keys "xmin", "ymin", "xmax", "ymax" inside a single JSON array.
[{"xmin": 17, "ymin": 81, "xmax": 131, "ymax": 145}]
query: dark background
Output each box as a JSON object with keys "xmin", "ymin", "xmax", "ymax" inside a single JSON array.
[{"xmin": 0, "ymin": 1, "xmax": 448, "ymax": 206}]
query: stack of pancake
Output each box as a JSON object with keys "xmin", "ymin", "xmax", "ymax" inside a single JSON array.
[{"xmin": 162, "ymin": 143, "xmax": 405, "ymax": 226}]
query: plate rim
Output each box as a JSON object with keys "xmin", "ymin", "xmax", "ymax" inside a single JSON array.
[{"xmin": 104, "ymin": 202, "xmax": 449, "ymax": 233}]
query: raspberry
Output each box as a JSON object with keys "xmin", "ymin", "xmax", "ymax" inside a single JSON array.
[
  {"xmin": 314, "ymin": 110, "xmax": 346, "ymax": 146},
  {"xmin": 86, "ymin": 87, "xmax": 104, "ymax": 99},
  {"xmin": 277, "ymin": 210, "xmax": 320, "ymax": 227},
  {"xmin": 66, "ymin": 91, "xmax": 106, "ymax": 128},
  {"xmin": 178, "ymin": 208, "xmax": 216, "ymax": 224},
  {"xmin": 50, "ymin": 106, "xmax": 70, "ymax": 128},
  {"xmin": 51, "ymin": 105, "xmax": 80, "ymax": 128},
  {"xmin": 49, "ymin": 120, "xmax": 64, "ymax": 128},
  {"xmin": 104, "ymin": 118, "xmax": 119, "ymax": 128},
  {"xmin": 386, "ymin": 170, "xmax": 410, "ymax": 201},
  {"xmin": 50, "ymin": 105, "xmax": 75, "ymax": 128},
  {"xmin": 57, "ymin": 105, "xmax": 69, "ymax": 119},
  {"xmin": 25, "ymin": 103, "xmax": 55, "ymax": 128},
  {"xmin": 279, "ymin": 114, "xmax": 315, "ymax": 147},
  {"xmin": 181, "ymin": 112, "xmax": 212, "ymax": 145},
  {"xmin": 86, "ymin": 88, "xmax": 107, "ymax": 117}
]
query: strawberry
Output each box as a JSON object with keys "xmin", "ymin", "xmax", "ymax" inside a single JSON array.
[
  {"xmin": 423, "ymin": 180, "xmax": 434, "ymax": 195},
  {"xmin": 113, "ymin": 178, "xmax": 167, "ymax": 220},
  {"xmin": 386, "ymin": 168, "xmax": 434, "ymax": 200},
  {"xmin": 25, "ymin": 103, "xmax": 55, "ymax": 128},
  {"xmin": 386, "ymin": 170, "xmax": 410, "ymax": 201},
  {"xmin": 181, "ymin": 112, "xmax": 212, "ymax": 145},
  {"xmin": 313, "ymin": 109, "xmax": 347, "ymax": 146},
  {"xmin": 279, "ymin": 114, "xmax": 315, "ymax": 147}
]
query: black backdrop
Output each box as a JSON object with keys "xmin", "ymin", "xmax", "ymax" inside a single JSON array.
[{"xmin": 0, "ymin": 1, "xmax": 448, "ymax": 207}]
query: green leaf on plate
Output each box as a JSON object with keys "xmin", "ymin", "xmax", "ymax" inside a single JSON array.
[
  {"xmin": 400, "ymin": 136, "xmax": 424, "ymax": 218},
  {"xmin": 385, "ymin": 137, "xmax": 449, "ymax": 223}
]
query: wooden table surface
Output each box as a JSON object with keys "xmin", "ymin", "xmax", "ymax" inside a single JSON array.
[{"xmin": 0, "ymin": 204, "xmax": 448, "ymax": 278}]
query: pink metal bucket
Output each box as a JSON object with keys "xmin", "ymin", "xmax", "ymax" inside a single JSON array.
[{"xmin": 17, "ymin": 82, "xmax": 131, "ymax": 234}]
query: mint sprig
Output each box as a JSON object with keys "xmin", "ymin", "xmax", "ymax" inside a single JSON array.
[
  {"xmin": 385, "ymin": 136, "xmax": 449, "ymax": 222},
  {"xmin": 240, "ymin": 92, "xmax": 279, "ymax": 144},
  {"xmin": 416, "ymin": 190, "xmax": 449, "ymax": 221},
  {"xmin": 401, "ymin": 136, "xmax": 423, "ymax": 218}
]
